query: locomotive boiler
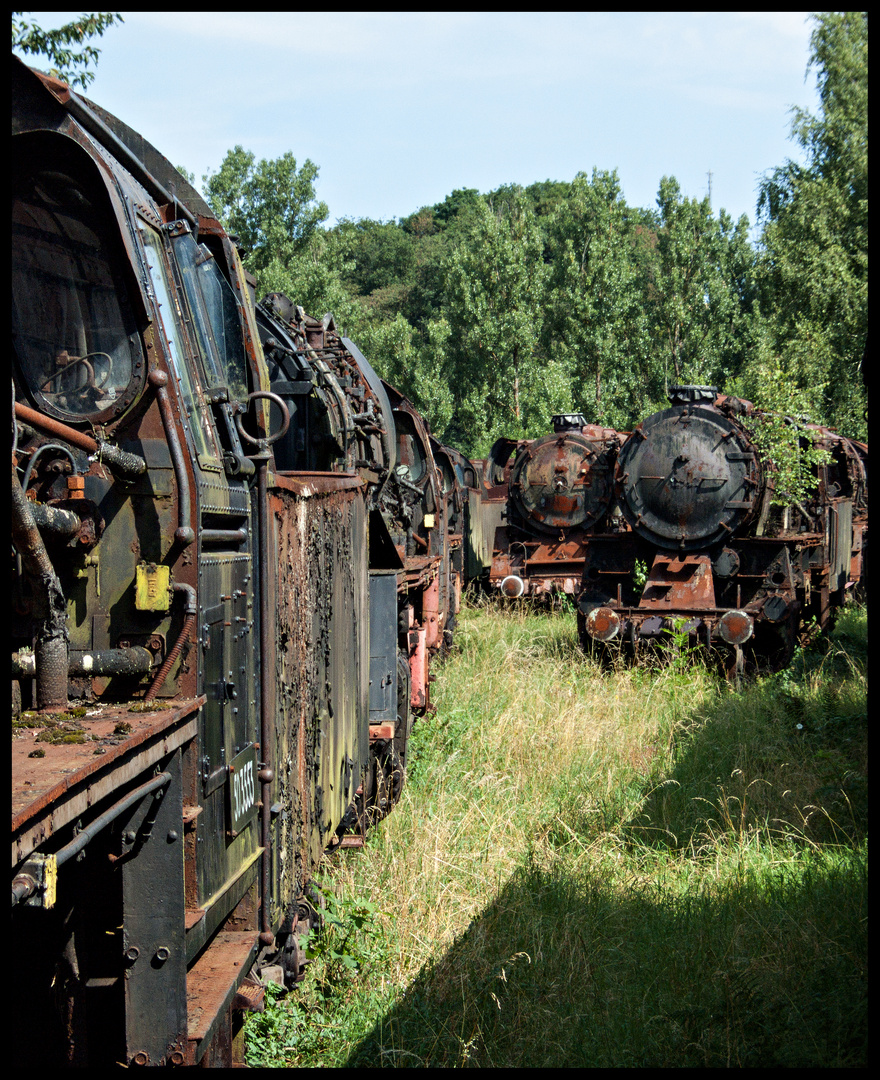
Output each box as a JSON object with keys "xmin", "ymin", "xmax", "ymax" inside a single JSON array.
[
  {"xmin": 10, "ymin": 56, "xmax": 462, "ymax": 1068},
  {"xmin": 577, "ymin": 385, "xmax": 867, "ymax": 673}
]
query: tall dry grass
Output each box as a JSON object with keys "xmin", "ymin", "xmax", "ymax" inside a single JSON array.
[{"xmin": 246, "ymin": 597, "xmax": 867, "ymax": 1067}]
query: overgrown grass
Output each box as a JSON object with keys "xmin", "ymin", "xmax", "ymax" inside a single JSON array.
[{"xmin": 246, "ymin": 597, "xmax": 867, "ymax": 1067}]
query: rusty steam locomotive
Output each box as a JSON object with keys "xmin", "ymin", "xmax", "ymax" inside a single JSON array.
[
  {"xmin": 485, "ymin": 387, "xmax": 866, "ymax": 674},
  {"xmin": 11, "ymin": 57, "xmax": 488, "ymax": 1067}
]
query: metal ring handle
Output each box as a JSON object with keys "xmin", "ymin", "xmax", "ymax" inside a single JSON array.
[{"xmin": 235, "ymin": 391, "xmax": 291, "ymax": 447}]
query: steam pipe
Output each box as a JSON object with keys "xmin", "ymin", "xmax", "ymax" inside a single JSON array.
[
  {"xmin": 13, "ymin": 646, "xmax": 152, "ymax": 679},
  {"xmin": 11, "ymin": 461, "xmax": 69, "ymax": 710},
  {"xmin": 13, "ymin": 402, "xmax": 146, "ymax": 480},
  {"xmin": 144, "ymin": 583, "xmax": 196, "ymax": 702},
  {"xmin": 28, "ymin": 503, "xmax": 82, "ymax": 540},
  {"xmin": 148, "ymin": 371, "xmax": 195, "ymax": 546}
]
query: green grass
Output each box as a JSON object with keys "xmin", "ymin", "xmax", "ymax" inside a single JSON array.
[{"xmin": 246, "ymin": 597, "xmax": 868, "ymax": 1067}]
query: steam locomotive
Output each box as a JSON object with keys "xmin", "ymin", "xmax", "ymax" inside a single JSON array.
[
  {"xmin": 482, "ymin": 414, "xmax": 625, "ymax": 598},
  {"xmin": 484, "ymin": 388, "xmax": 867, "ymax": 674},
  {"xmin": 11, "ymin": 57, "xmax": 477, "ymax": 1067},
  {"xmin": 9, "ymin": 54, "xmax": 867, "ymax": 1071},
  {"xmin": 578, "ymin": 385, "xmax": 867, "ymax": 674}
]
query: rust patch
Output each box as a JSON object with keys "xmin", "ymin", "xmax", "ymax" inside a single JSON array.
[
  {"xmin": 638, "ymin": 554, "xmax": 716, "ymax": 609},
  {"xmin": 12, "ymin": 697, "xmax": 204, "ymax": 841}
]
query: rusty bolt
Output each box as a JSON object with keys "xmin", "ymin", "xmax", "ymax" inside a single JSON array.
[
  {"xmin": 125, "ymin": 946, "xmax": 140, "ymax": 963},
  {"xmin": 155, "ymin": 946, "xmax": 171, "ymax": 962},
  {"xmin": 131, "ymin": 1050, "xmax": 150, "ymax": 1066}
]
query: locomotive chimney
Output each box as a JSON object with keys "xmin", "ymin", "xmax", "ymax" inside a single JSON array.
[
  {"xmin": 552, "ymin": 413, "xmax": 588, "ymax": 433},
  {"xmin": 667, "ymin": 385, "xmax": 719, "ymax": 406}
]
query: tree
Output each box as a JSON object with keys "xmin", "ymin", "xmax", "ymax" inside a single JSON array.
[
  {"xmin": 12, "ymin": 11, "xmax": 123, "ymax": 90},
  {"xmin": 544, "ymin": 169, "xmax": 655, "ymax": 429},
  {"xmin": 644, "ymin": 176, "xmax": 755, "ymax": 393},
  {"xmin": 755, "ymin": 12, "xmax": 867, "ymax": 439},
  {"xmin": 200, "ymin": 146, "xmax": 367, "ymax": 330},
  {"xmin": 203, "ymin": 147, "xmax": 329, "ymax": 283},
  {"xmin": 329, "ymin": 217, "xmax": 417, "ymax": 319},
  {"xmin": 439, "ymin": 192, "xmax": 563, "ymax": 454}
]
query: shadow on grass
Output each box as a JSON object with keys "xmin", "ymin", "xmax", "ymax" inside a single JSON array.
[
  {"xmin": 345, "ymin": 847, "xmax": 867, "ymax": 1068},
  {"xmin": 627, "ymin": 612, "xmax": 868, "ymax": 852},
  {"xmin": 346, "ymin": 611, "xmax": 867, "ymax": 1068}
]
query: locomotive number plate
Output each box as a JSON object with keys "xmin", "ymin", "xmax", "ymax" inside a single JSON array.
[{"xmin": 227, "ymin": 744, "xmax": 258, "ymax": 837}]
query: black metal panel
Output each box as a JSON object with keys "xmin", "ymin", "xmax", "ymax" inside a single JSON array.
[
  {"xmin": 617, "ymin": 403, "xmax": 760, "ymax": 550},
  {"xmin": 120, "ymin": 750, "xmax": 187, "ymax": 1066},
  {"xmin": 369, "ymin": 570, "xmax": 398, "ymax": 723},
  {"xmin": 197, "ymin": 552, "xmax": 258, "ymax": 905}
]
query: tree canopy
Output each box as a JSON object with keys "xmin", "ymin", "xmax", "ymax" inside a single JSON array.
[
  {"xmin": 753, "ymin": 11, "xmax": 867, "ymax": 440},
  {"xmin": 12, "ymin": 11, "xmax": 123, "ymax": 90}
]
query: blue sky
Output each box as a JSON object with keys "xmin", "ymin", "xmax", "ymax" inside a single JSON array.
[{"xmin": 15, "ymin": 12, "xmax": 822, "ymax": 237}]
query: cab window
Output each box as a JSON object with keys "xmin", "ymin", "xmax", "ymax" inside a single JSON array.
[
  {"xmin": 139, "ymin": 222, "xmax": 220, "ymax": 465},
  {"xmin": 172, "ymin": 232, "xmax": 249, "ymax": 406},
  {"xmin": 395, "ymin": 412, "xmax": 427, "ymax": 484},
  {"xmin": 12, "ymin": 134, "xmax": 144, "ymax": 422}
]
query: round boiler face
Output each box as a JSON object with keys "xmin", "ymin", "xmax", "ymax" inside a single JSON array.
[
  {"xmin": 617, "ymin": 406, "xmax": 760, "ymax": 550},
  {"xmin": 510, "ymin": 432, "xmax": 614, "ymax": 534}
]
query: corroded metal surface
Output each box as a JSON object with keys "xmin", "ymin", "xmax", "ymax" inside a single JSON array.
[
  {"xmin": 576, "ymin": 387, "xmax": 868, "ymax": 671},
  {"xmin": 486, "ymin": 420, "xmax": 626, "ymax": 598},
  {"xmin": 186, "ymin": 931, "xmax": 260, "ymax": 1063},
  {"xmin": 267, "ymin": 475, "xmax": 368, "ymax": 925},
  {"xmin": 616, "ymin": 400, "xmax": 762, "ymax": 550},
  {"xmin": 12, "ymin": 697, "xmax": 204, "ymax": 862},
  {"xmin": 510, "ymin": 429, "xmax": 616, "ymax": 533}
]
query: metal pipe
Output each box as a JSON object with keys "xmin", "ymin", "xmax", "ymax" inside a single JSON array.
[
  {"xmin": 21, "ymin": 442, "xmax": 79, "ymax": 492},
  {"xmin": 13, "ymin": 646, "xmax": 152, "ymax": 679},
  {"xmin": 11, "ymin": 461, "xmax": 68, "ymax": 709},
  {"xmin": 256, "ymin": 455, "xmax": 275, "ymax": 946},
  {"xmin": 55, "ymin": 771, "xmax": 172, "ymax": 869},
  {"xmin": 144, "ymin": 584, "xmax": 196, "ymax": 702},
  {"xmin": 201, "ymin": 527, "xmax": 248, "ymax": 544},
  {"xmin": 148, "ymin": 371, "xmax": 195, "ymax": 546},
  {"xmin": 28, "ymin": 502, "xmax": 82, "ymax": 540},
  {"xmin": 13, "ymin": 403, "xmax": 146, "ymax": 479},
  {"xmin": 15, "ymin": 401, "xmax": 99, "ymax": 453},
  {"xmin": 12, "ymin": 877, "xmax": 34, "ymax": 907}
]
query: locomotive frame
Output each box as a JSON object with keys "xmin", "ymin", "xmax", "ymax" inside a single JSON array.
[{"xmin": 576, "ymin": 386, "xmax": 867, "ymax": 674}]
